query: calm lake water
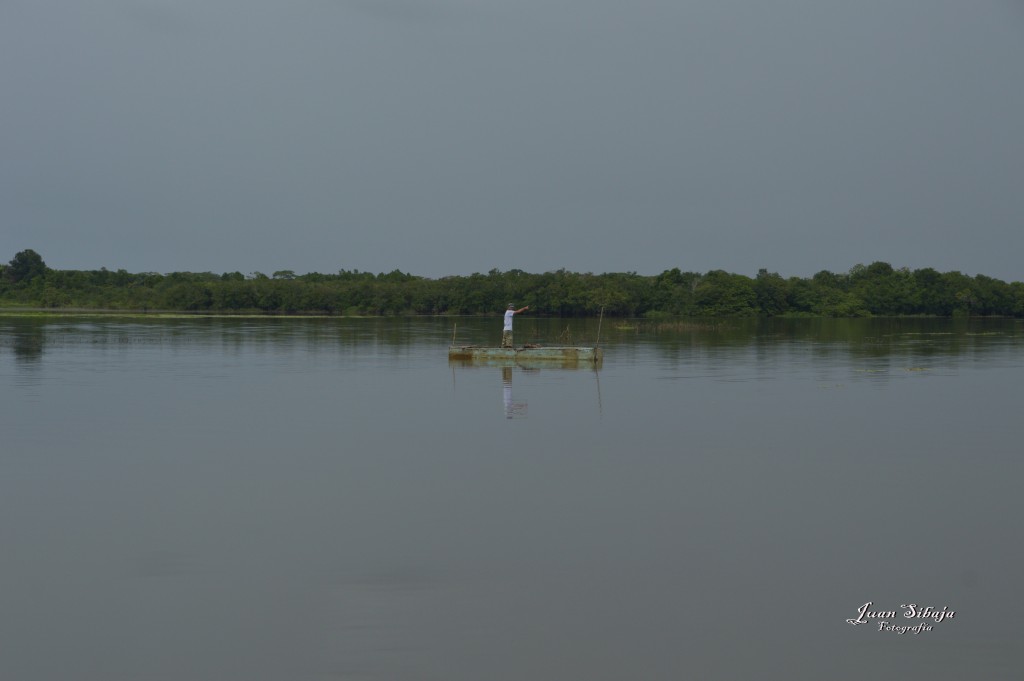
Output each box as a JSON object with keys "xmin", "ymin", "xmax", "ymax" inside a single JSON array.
[{"xmin": 2, "ymin": 315, "xmax": 1022, "ymax": 680}]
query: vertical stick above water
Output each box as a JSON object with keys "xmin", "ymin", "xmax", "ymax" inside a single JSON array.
[{"xmin": 596, "ymin": 306, "xmax": 604, "ymax": 349}]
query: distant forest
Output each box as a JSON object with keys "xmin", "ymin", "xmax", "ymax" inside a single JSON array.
[{"xmin": 2, "ymin": 249, "xmax": 1023, "ymax": 317}]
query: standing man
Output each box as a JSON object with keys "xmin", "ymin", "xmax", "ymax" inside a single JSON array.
[{"xmin": 502, "ymin": 303, "xmax": 529, "ymax": 348}]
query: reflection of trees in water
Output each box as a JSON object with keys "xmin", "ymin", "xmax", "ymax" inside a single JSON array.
[
  {"xmin": 7, "ymin": 320, "xmax": 45, "ymax": 364},
  {"xmin": 2, "ymin": 315, "xmax": 1020, "ymax": 375},
  {"xmin": 1, "ymin": 318, "xmax": 46, "ymax": 387},
  {"xmin": 640, "ymin": 317, "xmax": 1023, "ymax": 364}
]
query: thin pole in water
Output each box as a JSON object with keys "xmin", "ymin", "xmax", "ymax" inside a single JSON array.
[
  {"xmin": 596, "ymin": 306, "xmax": 604, "ymax": 349},
  {"xmin": 452, "ymin": 322, "xmax": 457, "ymax": 346}
]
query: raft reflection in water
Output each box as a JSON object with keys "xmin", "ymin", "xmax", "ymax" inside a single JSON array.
[{"xmin": 450, "ymin": 355, "xmax": 602, "ymax": 421}]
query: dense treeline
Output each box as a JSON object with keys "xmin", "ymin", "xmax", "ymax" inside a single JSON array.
[{"xmin": 2, "ymin": 250, "xmax": 1023, "ymax": 317}]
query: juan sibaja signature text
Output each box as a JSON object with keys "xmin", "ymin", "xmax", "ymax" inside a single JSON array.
[{"xmin": 846, "ymin": 602, "xmax": 955, "ymax": 634}]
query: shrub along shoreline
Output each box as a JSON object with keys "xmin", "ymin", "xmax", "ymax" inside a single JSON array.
[{"xmin": 3, "ymin": 251, "xmax": 1022, "ymax": 317}]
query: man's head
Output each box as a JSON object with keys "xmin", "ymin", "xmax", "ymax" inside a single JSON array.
[{"xmin": 508, "ymin": 304, "xmax": 515, "ymax": 310}]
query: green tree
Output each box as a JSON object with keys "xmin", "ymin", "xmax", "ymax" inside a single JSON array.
[
  {"xmin": 754, "ymin": 268, "xmax": 789, "ymax": 315},
  {"xmin": 695, "ymin": 270, "xmax": 757, "ymax": 316},
  {"xmin": 913, "ymin": 268, "xmax": 953, "ymax": 315},
  {"xmin": 7, "ymin": 249, "xmax": 46, "ymax": 283},
  {"xmin": 849, "ymin": 262, "xmax": 918, "ymax": 314}
]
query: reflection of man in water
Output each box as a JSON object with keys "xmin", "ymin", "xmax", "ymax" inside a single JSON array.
[
  {"xmin": 502, "ymin": 367, "xmax": 527, "ymax": 419},
  {"xmin": 503, "ymin": 367, "xmax": 513, "ymax": 418},
  {"xmin": 502, "ymin": 303, "xmax": 529, "ymax": 348}
]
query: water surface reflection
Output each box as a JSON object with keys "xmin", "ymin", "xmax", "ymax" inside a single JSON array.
[{"xmin": 1, "ymin": 315, "xmax": 1022, "ymax": 680}]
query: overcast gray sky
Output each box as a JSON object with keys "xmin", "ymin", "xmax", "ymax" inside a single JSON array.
[{"xmin": 2, "ymin": 0, "xmax": 1022, "ymax": 280}]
